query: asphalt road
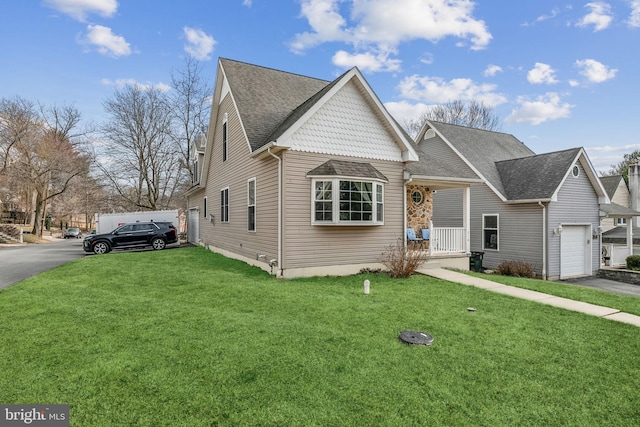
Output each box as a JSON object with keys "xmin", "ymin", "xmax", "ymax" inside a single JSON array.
[{"xmin": 0, "ymin": 238, "xmax": 87, "ymax": 289}]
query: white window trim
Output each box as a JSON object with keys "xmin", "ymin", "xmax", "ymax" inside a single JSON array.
[
  {"xmin": 247, "ymin": 177, "xmax": 256, "ymax": 232},
  {"xmin": 482, "ymin": 213, "xmax": 499, "ymax": 251},
  {"xmin": 310, "ymin": 178, "xmax": 385, "ymax": 226},
  {"xmin": 220, "ymin": 187, "xmax": 229, "ymax": 223}
]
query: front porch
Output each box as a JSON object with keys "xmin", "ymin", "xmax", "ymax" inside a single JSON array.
[{"xmin": 405, "ymin": 182, "xmax": 472, "ymax": 269}]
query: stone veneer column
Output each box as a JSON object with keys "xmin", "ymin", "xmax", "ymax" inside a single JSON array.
[{"xmin": 406, "ymin": 184, "xmax": 432, "ymax": 238}]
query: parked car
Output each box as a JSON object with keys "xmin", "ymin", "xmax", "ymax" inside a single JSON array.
[
  {"xmin": 82, "ymin": 221, "xmax": 178, "ymax": 254},
  {"xmin": 63, "ymin": 228, "xmax": 83, "ymax": 239}
]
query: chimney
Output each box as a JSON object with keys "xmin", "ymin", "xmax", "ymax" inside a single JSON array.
[{"xmin": 630, "ymin": 163, "xmax": 640, "ymax": 227}]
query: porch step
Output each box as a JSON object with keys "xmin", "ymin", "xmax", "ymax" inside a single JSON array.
[{"xmin": 421, "ymin": 260, "xmax": 441, "ymax": 269}]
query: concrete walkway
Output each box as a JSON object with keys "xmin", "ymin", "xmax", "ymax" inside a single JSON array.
[{"xmin": 418, "ymin": 268, "xmax": 640, "ymax": 328}]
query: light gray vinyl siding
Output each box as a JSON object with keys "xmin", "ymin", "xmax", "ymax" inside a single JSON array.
[
  {"xmin": 431, "ymin": 188, "xmax": 463, "ymax": 227},
  {"xmin": 197, "ymin": 93, "xmax": 279, "ymax": 262},
  {"xmin": 434, "ymin": 185, "xmax": 545, "ymax": 274},
  {"xmin": 281, "ymin": 150, "xmax": 405, "ymax": 270},
  {"xmin": 547, "ymin": 161, "xmax": 600, "ymax": 277}
]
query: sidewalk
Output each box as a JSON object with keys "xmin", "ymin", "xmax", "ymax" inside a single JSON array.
[{"xmin": 418, "ymin": 268, "xmax": 640, "ymax": 328}]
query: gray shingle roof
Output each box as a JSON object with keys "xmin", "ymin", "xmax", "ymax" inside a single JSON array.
[
  {"xmin": 600, "ymin": 175, "xmax": 624, "ymax": 199},
  {"xmin": 406, "ymin": 135, "xmax": 479, "ymax": 180},
  {"xmin": 496, "ymin": 147, "xmax": 582, "ymax": 200},
  {"xmin": 220, "ymin": 58, "xmax": 330, "ymax": 152},
  {"xmin": 428, "ymin": 121, "xmax": 535, "ymax": 196},
  {"xmin": 306, "ymin": 159, "xmax": 388, "ymax": 182}
]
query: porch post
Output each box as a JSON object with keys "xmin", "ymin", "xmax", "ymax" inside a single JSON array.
[
  {"xmin": 463, "ymin": 186, "xmax": 471, "ymax": 254},
  {"xmin": 627, "ymin": 218, "xmax": 633, "ymax": 257}
]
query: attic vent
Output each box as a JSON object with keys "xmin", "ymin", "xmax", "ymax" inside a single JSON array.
[{"xmin": 423, "ymin": 129, "xmax": 436, "ymax": 140}]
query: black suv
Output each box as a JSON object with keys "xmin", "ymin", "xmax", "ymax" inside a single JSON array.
[{"xmin": 83, "ymin": 221, "xmax": 178, "ymax": 254}]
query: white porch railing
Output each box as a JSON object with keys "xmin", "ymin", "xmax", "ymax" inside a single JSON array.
[
  {"xmin": 603, "ymin": 243, "xmax": 631, "ymax": 266},
  {"xmin": 430, "ymin": 227, "xmax": 466, "ymax": 255}
]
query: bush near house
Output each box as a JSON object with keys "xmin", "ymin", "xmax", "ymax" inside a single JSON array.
[
  {"xmin": 626, "ymin": 255, "xmax": 640, "ymax": 271},
  {"xmin": 495, "ymin": 260, "xmax": 536, "ymax": 278},
  {"xmin": 379, "ymin": 239, "xmax": 428, "ymax": 278}
]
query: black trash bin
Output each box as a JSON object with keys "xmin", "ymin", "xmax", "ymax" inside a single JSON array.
[{"xmin": 470, "ymin": 251, "xmax": 485, "ymax": 272}]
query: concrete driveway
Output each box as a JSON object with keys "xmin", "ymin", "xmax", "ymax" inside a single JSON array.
[
  {"xmin": 0, "ymin": 238, "xmax": 87, "ymax": 289},
  {"xmin": 561, "ymin": 276, "xmax": 640, "ymax": 297}
]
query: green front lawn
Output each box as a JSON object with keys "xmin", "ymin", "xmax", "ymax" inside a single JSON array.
[{"xmin": 1, "ymin": 247, "xmax": 639, "ymax": 426}]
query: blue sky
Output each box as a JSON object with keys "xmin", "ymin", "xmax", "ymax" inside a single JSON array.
[{"xmin": 2, "ymin": 0, "xmax": 639, "ymax": 173}]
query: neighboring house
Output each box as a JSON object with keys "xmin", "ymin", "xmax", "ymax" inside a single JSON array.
[
  {"xmin": 600, "ymin": 175, "xmax": 631, "ymax": 231},
  {"xmin": 599, "ymin": 168, "xmax": 640, "ymax": 265},
  {"xmin": 185, "ymin": 58, "xmax": 478, "ymax": 278},
  {"xmin": 418, "ymin": 121, "xmax": 610, "ymax": 280}
]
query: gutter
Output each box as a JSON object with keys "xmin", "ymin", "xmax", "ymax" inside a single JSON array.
[{"xmin": 267, "ymin": 147, "xmax": 283, "ymax": 277}]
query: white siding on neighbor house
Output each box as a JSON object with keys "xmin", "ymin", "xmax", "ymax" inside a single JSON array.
[
  {"xmin": 547, "ymin": 161, "xmax": 600, "ymax": 278},
  {"xmin": 281, "ymin": 151, "xmax": 405, "ymax": 271},
  {"xmin": 603, "ymin": 179, "xmax": 631, "ymax": 231},
  {"xmin": 195, "ymin": 93, "xmax": 279, "ymax": 264},
  {"xmin": 288, "ymin": 80, "xmax": 403, "ymax": 162},
  {"xmin": 433, "ymin": 185, "xmax": 545, "ymax": 274}
]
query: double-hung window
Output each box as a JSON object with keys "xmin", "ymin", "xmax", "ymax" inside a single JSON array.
[
  {"xmin": 203, "ymin": 196, "xmax": 207, "ymax": 218},
  {"xmin": 220, "ymin": 188, "xmax": 229, "ymax": 223},
  {"xmin": 483, "ymin": 214, "xmax": 499, "ymax": 250},
  {"xmin": 313, "ymin": 179, "xmax": 384, "ymax": 225},
  {"xmin": 247, "ymin": 178, "xmax": 256, "ymax": 231},
  {"xmin": 222, "ymin": 114, "xmax": 228, "ymax": 162}
]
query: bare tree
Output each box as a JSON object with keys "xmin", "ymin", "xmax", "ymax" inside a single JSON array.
[
  {"xmin": 98, "ymin": 85, "xmax": 180, "ymax": 210},
  {"xmin": 404, "ymin": 99, "xmax": 502, "ymax": 137},
  {"xmin": 169, "ymin": 57, "xmax": 211, "ymax": 184},
  {"xmin": 0, "ymin": 98, "xmax": 88, "ymax": 235}
]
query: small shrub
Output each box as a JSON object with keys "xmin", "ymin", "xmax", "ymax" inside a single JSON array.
[
  {"xmin": 495, "ymin": 260, "xmax": 535, "ymax": 278},
  {"xmin": 626, "ymin": 255, "xmax": 640, "ymax": 271},
  {"xmin": 379, "ymin": 239, "xmax": 429, "ymax": 278}
]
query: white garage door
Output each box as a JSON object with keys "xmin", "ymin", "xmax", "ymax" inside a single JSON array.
[
  {"xmin": 560, "ymin": 225, "xmax": 590, "ymax": 279},
  {"xmin": 187, "ymin": 208, "xmax": 199, "ymax": 244}
]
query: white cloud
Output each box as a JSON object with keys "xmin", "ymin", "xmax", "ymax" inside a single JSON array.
[
  {"xmin": 385, "ymin": 100, "xmax": 431, "ymax": 125},
  {"xmin": 522, "ymin": 7, "xmax": 561, "ymax": 26},
  {"xmin": 527, "ymin": 63, "xmax": 559, "ymax": 84},
  {"xmin": 243, "ymin": 0, "xmax": 253, "ymax": 6},
  {"xmin": 183, "ymin": 27, "xmax": 216, "ymax": 60},
  {"xmin": 81, "ymin": 24, "xmax": 131, "ymax": 57},
  {"xmin": 575, "ymin": 59, "xmax": 617, "ymax": 83},
  {"xmin": 44, "ymin": 0, "xmax": 118, "ymax": 22},
  {"xmin": 506, "ymin": 92, "xmax": 573, "ymax": 125},
  {"xmin": 629, "ymin": 1, "xmax": 640, "ymax": 27},
  {"xmin": 398, "ymin": 74, "xmax": 507, "ymax": 106},
  {"xmin": 332, "ymin": 50, "xmax": 401, "ymax": 72},
  {"xmin": 101, "ymin": 78, "xmax": 171, "ymax": 92},
  {"xmin": 576, "ymin": 2, "xmax": 613, "ymax": 31},
  {"xmin": 484, "ymin": 64, "xmax": 502, "ymax": 77},
  {"xmin": 290, "ymin": 0, "xmax": 492, "ymax": 71}
]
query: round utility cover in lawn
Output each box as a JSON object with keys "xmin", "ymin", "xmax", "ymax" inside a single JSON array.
[{"xmin": 399, "ymin": 330, "xmax": 434, "ymax": 346}]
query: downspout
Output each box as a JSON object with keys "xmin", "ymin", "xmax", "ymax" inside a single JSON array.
[
  {"xmin": 538, "ymin": 201, "xmax": 547, "ymax": 280},
  {"xmin": 267, "ymin": 147, "xmax": 282, "ymax": 277}
]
